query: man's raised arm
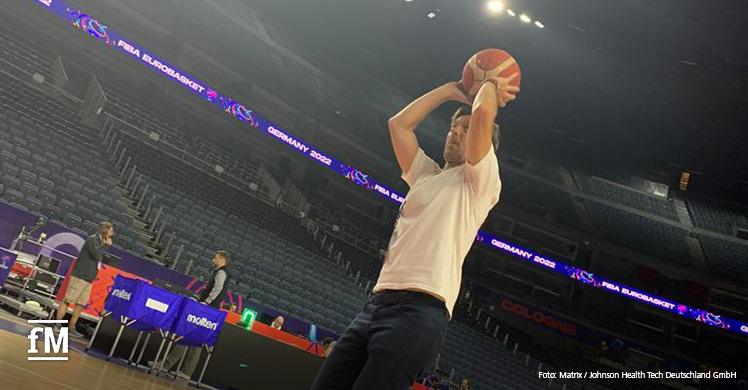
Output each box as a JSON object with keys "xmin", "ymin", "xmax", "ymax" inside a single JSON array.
[
  {"xmin": 388, "ymin": 82, "xmax": 469, "ymax": 174},
  {"xmin": 465, "ymin": 73, "xmax": 519, "ymax": 166}
]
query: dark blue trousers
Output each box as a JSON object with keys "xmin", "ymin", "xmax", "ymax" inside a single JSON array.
[{"xmin": 310, "ymin": 290, "xmax": 449, "ymax": 390}]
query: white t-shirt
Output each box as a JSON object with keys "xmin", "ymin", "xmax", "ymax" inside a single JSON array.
[{"xmin": 373, "ymin": 148, "xmax": 502, "ymax": 318}]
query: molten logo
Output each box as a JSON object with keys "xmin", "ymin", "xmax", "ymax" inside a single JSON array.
[
  {"xmin": 187, "ymin": 314, "xmax": 218, "ymax": 331},
  {"xmin": 112, "ymin": 288, "xmax": 132, "ymax": 301}
]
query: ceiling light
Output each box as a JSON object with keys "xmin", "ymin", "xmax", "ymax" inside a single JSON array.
[
  {"xmin": 426, "ymin": 12, "xmax": 436, "ymax": 19},
  {"xmin": 534, "ymin": 20, "xmax": 544, "ymax": 29},
  {"xmin": 506, "ymin": 9, "xmax": 516, "ymax": 17},
  {"xmin": 487, "ymin": 1, "xmax": 504, "ymax": 13},
  {"xmin": 520, "ymin": 14, "xmax": 531, "ymax": 23}
]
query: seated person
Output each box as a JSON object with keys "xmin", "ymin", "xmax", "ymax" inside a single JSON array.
[
  {"xmin": 270, "ymin": 315, "xmax": 284, "ymax": 330},
  {"xmin": 321, "ymin": 337, "xmax": 337, "ymax": 358}
]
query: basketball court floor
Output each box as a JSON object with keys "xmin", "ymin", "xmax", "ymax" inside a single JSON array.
[{"xmin": 0, "ymin": 309, "xmax": 198, "ymax": 390}]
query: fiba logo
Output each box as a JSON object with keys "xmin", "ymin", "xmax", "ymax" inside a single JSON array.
[
  {"xmin": 71, "ymin": 11, "xmax": 113, "ymax": 45},
  {"xmin": 225, "ymin": 102, "xmax": 259, "ymax": 128},
  {"xmin": 344, "ymin": 167, "xmax": 371, "ymax": 189},
  {"xmin": 573, "ymin": 269, "xmax": 595, "ymax": 284},
  {"xmin": 700, "ymin": 312, "xmax": 722, "ymax": 326},
  {"xmin": 28, "ymin": 320, "xmax": 68, "ymax": 361}
]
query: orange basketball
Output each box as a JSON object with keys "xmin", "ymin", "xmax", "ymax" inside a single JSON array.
[{"xmin": 460, "ymin": 48, "xmax": 521, "ymax": 98}]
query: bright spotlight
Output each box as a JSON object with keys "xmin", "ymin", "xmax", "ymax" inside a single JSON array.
[
  {"xmin": 506, "ymin": 9, "xmax": 516, "ymax": 17},
  {"xmin": 487, "ymin": 1, "xmax": 504, "ymax": 13},
  {"xmin": 534, "ymin": 20, "xmax": 544, "ymax": 28},
  {"xmin": 520, "ymin": 14, "xmax": 531, "ymax": 23}
]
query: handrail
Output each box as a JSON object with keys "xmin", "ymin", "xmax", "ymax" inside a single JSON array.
[
  {"xmin": 14, "ymin": 238, "xmax": 77, "ymax": 259},
  {"xmin": 103, "ymin": 114, "xmax": 283, "ymax": 211}
]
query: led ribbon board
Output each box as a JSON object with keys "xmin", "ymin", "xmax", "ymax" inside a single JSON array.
[{"xmin": 32, "ymin": 0, "xmax": 748, "ymax": 336}]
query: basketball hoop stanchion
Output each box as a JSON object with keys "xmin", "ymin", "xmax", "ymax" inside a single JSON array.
[
  {"xmin": 133, "ymin": 332, "xmax": 152, "ymax": 366},
  {"xmin": 165, "ymin": 299, "xmax": 227, "ymax": 387},
  {"xmin": 306, "ymin": 341, "xmax": 324, "ymax": 355},
  {"xmin": 80, "ymin": 275, "xmax": 226, "ymax": 385},
  {"xmin": 107, "ymin": 315, "xmax": 137, "ymax": 360},
  {"xmin": 149, "ymin": 329, "xmax": 171, "ymax": 374},
  {"xmin": 196, "ymin": 344, "xmax": 216, "ymax": 388},
  {"xmin": 164, "ymin": 338, "xmax": 215, "ymax": 386},
  {"xmin": 175, "ymin": 343, "xmax": 189, "ymax": 380},
  {"xmin": 127, "ymin": 330, "xmax": 144, "ymax": 364},
  {"xmin": 85, "ymin": 275, "xmax": 183, "ymax": 366},
  {"xmin": 86, "ymin": 310, "xmax": 110, "ymax": 352},
  {"xmin": 156, "ymin": 332, "xmax": 181, "ymax": 377}
]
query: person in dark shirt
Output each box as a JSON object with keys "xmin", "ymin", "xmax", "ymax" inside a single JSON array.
[
  {"xmin": 198, "ymin": 250, "xmax": 231, "ymax": 307},
  {"xmin": 55, "ymin": 222, "xmax": 113, "ymax": 338},
  {"xmin": 151, "ymin": 250, "xmax": 231, "ymax": 380}
]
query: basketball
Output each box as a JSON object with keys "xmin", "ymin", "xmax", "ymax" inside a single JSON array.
[{"xmin": 460, "ymin": 48, "xmax": 521, "ymax": 97}]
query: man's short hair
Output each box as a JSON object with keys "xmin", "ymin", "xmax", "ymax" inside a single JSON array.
[
  {"xmin": 98, "ymin": 222, "xmax": 113, "ymax": 234},
  {"xmin": 452, "ymin": 106, "xmax": 500, "ymax": 151},
  {"xmin": 215, "ymin": 250, "xmax": 231, "ymax": 265}
]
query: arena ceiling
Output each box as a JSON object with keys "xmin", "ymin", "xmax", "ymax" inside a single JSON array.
[
  {"xmin": 246, "ymin": 0, "xmax": 748, "ymax": 203},
  {"xmin": 11, "ymin": 0, "xmax": 748, "ymax": 203}
]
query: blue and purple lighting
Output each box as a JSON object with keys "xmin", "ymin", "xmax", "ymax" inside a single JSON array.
[{"xmin": 30, "ymin": 0, "xmax": 748, "ymax": 336}]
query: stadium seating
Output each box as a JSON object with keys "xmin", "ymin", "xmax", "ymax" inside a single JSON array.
[
  {"xmin": 574, "ymin": 173, "xmax": 678, "ymax": 220},
  {"xmin": 439, "ymin": 319, "xmax": 551, "ymax": 389},
  {"xmin": 101, "ymin": 119, "xmax": 367, "ymax": 331},
  {"xmin": 701, "ymin": 236, "xmax": 748, "ymax": 282},
  {"xmin": 3, "ymin": 24, "xmax": 747, "ymax": 388},
  {"xmin": 584, "ymin": 201, "xmax": 691, "ymax": 264},
  {"xmin": 0, "ymin": 24, "xmax": 54, "ymax": 81},
  {"xmin": 309, "ymin": 199, "xmax": 391, "ymax": 252},
  {"xmin": 0, "ymin": 72, "xmax": 149, "ymax": 254},
  {"xmin": 93, "ymin": 90, "xmax": 567, "ymax": 385},
  {"xmin": 687, "ymin": 196, "xmax": 748, "ymax": 235},
  {"xmin": 102, "ymin": 85, "xmax": 266, "ymax": 187},
  {"xmin": 501, "ymin": 168, "xmax": 583, "ymax": 231}
]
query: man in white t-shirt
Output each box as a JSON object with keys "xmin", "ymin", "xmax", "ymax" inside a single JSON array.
[{"xmin": 310, "ymin": 73, "xmax": 519, "ymax": 390}]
